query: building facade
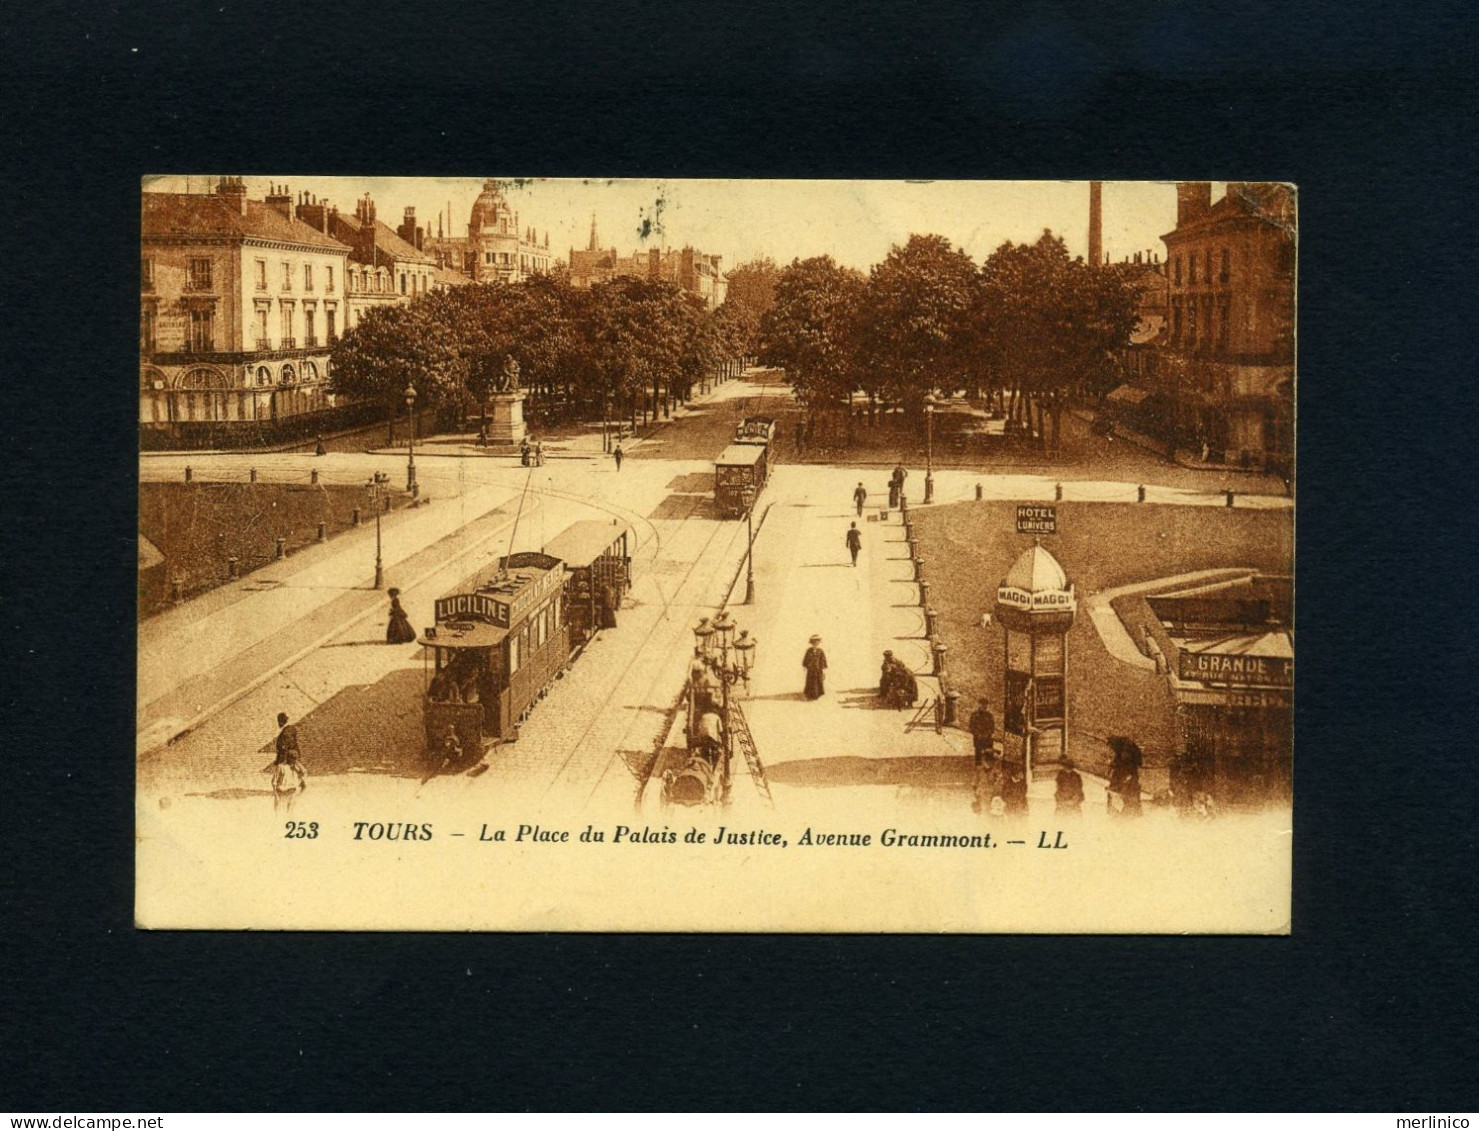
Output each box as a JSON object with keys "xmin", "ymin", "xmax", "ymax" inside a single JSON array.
[
  {"xmin": 140, "ymin": 178, "xmax": 350, "ymax": 436},
  {"xmin": 292, "ymin": 193, "xmax": 449, "ymax": 330},
  {"xmin": 1158, "ymin": 182, "xmax": 1295, "ymax": 472},
  {"xmin": 424, "ymin": 179, "xmax": 553, "ymax": 284},
  {"xmin": 569, "ymin": 215, "xmax": 726, "ymax": 307}
]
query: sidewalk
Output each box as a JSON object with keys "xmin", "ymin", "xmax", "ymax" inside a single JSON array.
[
  {"xmin": 723, "ymin": 465, "xmax": 1162, "ymax": 821},
  {"xmin": 137, "ymin": 479, "xmax": 521, "ymax": 753}
]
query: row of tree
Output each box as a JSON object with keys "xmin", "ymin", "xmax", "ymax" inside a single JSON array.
[
  {"xmin": 329, "ymin": 274, "xmax": 758, "ymax": 434},
  {"xmin": 758, "ymin": 231, "xmax": 1139, "ymax": 451}
]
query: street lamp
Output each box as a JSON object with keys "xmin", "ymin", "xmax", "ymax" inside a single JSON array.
[
  {"xmin": 404, "ymin": 382, "xmax": 418, "ymax": 495},
  {"xmin": 688, "ymin": 612, "xmax": 759, "ymax": 803},
  {"xmin": 742, "ymin": 486, "xmax": 757, "ymax": 605},
  {"xmin": 924, "ymin": 394, "xmax": 936, "ymax": 504},
  {"xmin": 366, "ymin": 471, "xmax": 388, "ymax": 589},
  {"xmin": 733, "ymin": 630, "xmax": 756, "ymax": 695}
]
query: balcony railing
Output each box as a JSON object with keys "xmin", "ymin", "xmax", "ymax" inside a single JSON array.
[
  {"xmin": 280, "ymin": 337, "xmax": 297, "ymax": 349},
  {"xmin": 304, "ymin": 336, "xmax": 319, "ymax": 348},
  {"xmin": 255, "ymin": 338, "xmax": 272, "ymax": 351}
]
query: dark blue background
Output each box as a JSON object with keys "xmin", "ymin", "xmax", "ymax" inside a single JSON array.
[{"xmin": 3, "ymin": 0, "xmax": 1475, "ymax": 1111}]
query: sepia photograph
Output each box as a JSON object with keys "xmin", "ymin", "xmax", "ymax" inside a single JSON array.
[{"xmin": 135, "ymin": 176, "xmax": 1295, "ymax": 932}]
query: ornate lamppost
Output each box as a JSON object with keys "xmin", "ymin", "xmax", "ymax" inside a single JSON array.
[
  {"xmin": 688, "ymin": 612, "xmax": 760, "ymax": 803},
  {"xmin": 742, "ymin": 485, "xmax": 757, "ymax": 604},
  {"xmin": 924, "ymin": 394, "xmax": 936, "ymax": 504},
  {"xmin": 366, "ymin": 471, "xmax": 389, "ymax": 590},
  {"xmin": 404, "ymin": 382, "xmax": 418, "ymax": 495}
]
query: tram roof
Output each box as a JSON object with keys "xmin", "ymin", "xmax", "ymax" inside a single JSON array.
[
  {"xmin": 716, "ymin": 444, "xmax": 766, "ymax": 466},
  {"xmin": 543, "ymin": 520, "xmax": 630, "ymax": 568}
]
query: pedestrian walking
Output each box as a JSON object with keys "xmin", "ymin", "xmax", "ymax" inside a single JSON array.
[
  {"xmin": 534, "ymin": 439, "xmax": 544, "ymax": 467},
  {"xmin": 794, "ymin": 420, "xmax": 805, "ymax": 452},
  {"xmin": 1055, "ymin": 758, "xmax": 1085, "ymax": 816},
  {"xmin": 845, "ymin": 521, "xmax": 862, "ymax": 566},
  {"xmin": 853, "ymin": 481, "xmax": 867, "ymax": 517},
  {"xmin": 1107, "ymin": 735, "xmax": 1144, "ymax": 817},
  {"xmin": 477, "ymin": 422, "xmax": 489, "ymax": 447},
  {"xmin": 520, "ymin": 437, "xmax": 531, "ymax": 467},
  {"xmin": 386, "ymin": 587, "xmax": 417, "ymax": 644},
  {"xmin": 314, "ymin": 434, "xmax": 327, "ymax": 457},
  {"xmin": 802, "ymin": 634, "xmax": 828, "ymax": 700},
  {"xmin": 1002, "ymin": 764, "xmax": 1029, "ymax": 816},
  {"xmin": 267, "ymin": 712, "xmax": 307, "ymax": 813},
  {"xmin": 969, "ymin": 698, "xmax": 996, "ymax": 767},
  {"xmin": 889, "ymin": 462, "xmax": 907, "ymax": 508},
  {"xmin": 613, "ymin": 443, "xmax": 624, "ymax": 472}
]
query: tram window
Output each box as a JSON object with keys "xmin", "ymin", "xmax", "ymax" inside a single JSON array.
[
  {"xmin": 509, "ymin": 635, "xmax": 520, "ymax": 674},
  {"xmin": 536, "ymin": 606, "xmax": 547, "ymax": 646}
]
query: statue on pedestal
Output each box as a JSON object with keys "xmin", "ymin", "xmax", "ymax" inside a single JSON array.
[{"xmin": 494, "ymin": 355, "xmax": 521, "ymax": 394}]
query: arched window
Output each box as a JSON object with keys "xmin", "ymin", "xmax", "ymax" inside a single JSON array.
[
  {"xmin": 256, "ymin": 366, "xmax": 272, "ymax": 386},
  {"xmin": 280, "ymin": 364, "xmax": 297, "ymax": 386},
  {"xmin": 304, "ymin": 361, "xmax": 319, "ymax": 382}
]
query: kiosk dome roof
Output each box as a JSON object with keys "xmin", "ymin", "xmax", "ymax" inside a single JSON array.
[{"xmin": 1002, "ymin": 544, "xmax": 1069, "ymax": 592}]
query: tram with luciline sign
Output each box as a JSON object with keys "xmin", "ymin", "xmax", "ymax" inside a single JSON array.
[{"xmin": 419, "ymin": 551, "xmax": 569, "ymax": 761}]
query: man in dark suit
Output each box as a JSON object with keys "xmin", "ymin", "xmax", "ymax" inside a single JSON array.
[{"xmin": 969, "ymin": 698, "xmax": 996, "ymax": 767}]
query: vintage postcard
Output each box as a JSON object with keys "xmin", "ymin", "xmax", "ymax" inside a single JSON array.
[{"xmin": 136, "ymin": 177, "xmax": 1294, "ymax": 932}]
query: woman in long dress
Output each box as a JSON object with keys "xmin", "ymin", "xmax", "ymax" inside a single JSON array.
[
  {"xmin": 802, "ymin": 635, "xmax": 828, "ymax": 700},
  {"xmin": 386, "ymin": 587, "xmax": 417, "ymax": 644}
]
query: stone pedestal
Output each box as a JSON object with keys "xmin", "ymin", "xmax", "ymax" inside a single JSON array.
[{"xmin": 484, "ymin": 393, "xmax": 527, "ymax": 447}]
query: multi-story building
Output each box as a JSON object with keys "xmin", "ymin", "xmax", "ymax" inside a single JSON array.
[
  {"xmin": 140, "ymin": 178, "xmax": 350, "ymax": 437},
  {"xmin": 424, "ymin": 179, "xmax": 553, "ymax": 284},
  {"xmin": 292, "ymin": 193, "xmax": 448, "ymax": 330},
  {"xmin": 1158, "ymin": 182, "xmax": 1295, "ymax": 472},
  {"xmin": 569, "ymin": 215, "xmax": 726, "ymax": 308}
]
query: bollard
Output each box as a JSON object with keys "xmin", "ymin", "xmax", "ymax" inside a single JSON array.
[
  {"xmin": 352, "ymin": 507, "xmax": 361, "ymax": 527},
  {"xmin": 924, "ymin": 606, "xmax": 938, "ymax": 637},
  {"xmin": 317, "ymin": 521, "xmax": 327, "ymax": 542},
  {"xmin": 249, "ymin": 468, "xmax": 257, "ymax": 483},
  {"xmin": 975, "ymin": 482, "xmax": 983, "ymax": 501},
  {"xmin": 275, "ymin": 536, "xmax": 286, "ymax": 560},
  {"xmin": 171, "ymin": 575, "xmax": 184, "ymax": 604},
  {"xmin": 914, "ymin": 556, "xmax": 926, "ymax": 582},
  {"xmin": 1055, "ymin": 481, "xmax": 1063, "ymax": 501},
  {"xmin": 384, "ymin": 496, "xmax": 392, "ymax": 513},
  {"xmin": 918, "ymin": 579, "xmax": 931, "ymax": 607},
  {"xmin": 1137, "ymin": 484, "xmax": 1146, "ymax": 503},
  {"xmin": 310, "ymin": 468, "xmax": 319, "ymax": 485},
  {"xmin": 907, "ymin": 536, "xmax": 918, "ymax": 560},
  {"xmin": 184, "ymin": 466, "xmax": 192, "ymax": 483},
  {"xmin": 933, "ymin": 641, "xmax": 948, "ymax": 676},
  {"xmin": 227, "ymin": 556, "xmax": 239, "ymax": 579},
  {"xmin": 1225, "ymin": 489, "xmax": 1235, "ymax": 508},
  {"xmin": 943, "ymin": 688, "xmax": 961, "ymax": 726}
]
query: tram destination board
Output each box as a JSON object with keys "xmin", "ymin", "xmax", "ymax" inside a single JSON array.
[{"xmin": 1016, "ymin": 504, "xmax": 1057, "ymax": 535}]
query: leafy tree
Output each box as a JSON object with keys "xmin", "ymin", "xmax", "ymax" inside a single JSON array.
[
  {"xmin": 720, "ymin": 256, "xmax": 780, "ymax": 353},
  {"xmin": 978, "ymin": 230, "xmax": 1137, "ymax": 452},
  {"xmin": 760, "ymin": 255, "xmax": 866, "ymax": 425},
  {"xmin": 330, "ymin": 303, "xmax": 467, "ymax": 442},
  {"xmin": 856, "ymin": 234, "xmax": 980, "ymax": 425}
]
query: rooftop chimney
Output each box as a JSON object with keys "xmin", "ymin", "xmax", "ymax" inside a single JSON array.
[
  {"xmin": 1176, "ymin": 182, "xmax": 1213, "ymax": 227},
  {"xmin": 1088, "ymin": 181, "xmax": 1103, "ymax": 270},
  {"xmin": 265, "ymin": 183, "xmax": 293, "ymax": 219},
  {"xmin": 215, "ymin": 176, "xmax": 248, "ymax": 215}
]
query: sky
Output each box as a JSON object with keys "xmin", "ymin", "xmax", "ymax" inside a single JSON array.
[{"xmin": 142, "ymin": 176, "xmax": 1221, "ymax": 273}]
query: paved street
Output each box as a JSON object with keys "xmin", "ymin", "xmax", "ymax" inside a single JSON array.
[{"xmin": 139, "ymin": 367, "xmax": 1290, "ymax": 823}]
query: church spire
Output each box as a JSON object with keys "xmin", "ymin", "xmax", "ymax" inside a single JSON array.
[{"xmin": 588, "ymin": 212, "xmax": 599, "ymax": 251}]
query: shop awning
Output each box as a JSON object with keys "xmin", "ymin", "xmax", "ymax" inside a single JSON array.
[{"xmin": 1106, "ymin": 384, "xmax": 1153, "ymax": 406}]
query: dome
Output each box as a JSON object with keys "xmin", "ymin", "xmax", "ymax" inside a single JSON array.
[
  {"xmin": 1001, "ymin": 544, "xmax": 1069, "ymax": 593},
  {"xmin": 469, "ymin": 179, "xmax": 511, "ymax": 235}
]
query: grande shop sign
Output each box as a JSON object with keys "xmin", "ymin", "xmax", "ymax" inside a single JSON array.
[{"xmin": 1178, "ymin": 651, "xmax": 1293, "ymax": 688}]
